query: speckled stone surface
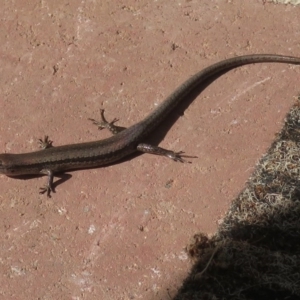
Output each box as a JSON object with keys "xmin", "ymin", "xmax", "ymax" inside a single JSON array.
[{"xmin": 0, "ymin": 1, "xmax": 299, "ymax": 299}]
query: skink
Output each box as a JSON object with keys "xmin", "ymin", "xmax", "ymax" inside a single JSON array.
[{"xmin": 1, "ymin": 54, "xmax": 300, "ymax": 197}]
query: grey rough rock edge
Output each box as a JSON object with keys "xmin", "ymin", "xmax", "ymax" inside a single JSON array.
[{"xmin": 272, "ymin": 0, "xmax": 300, "ymax": 4}]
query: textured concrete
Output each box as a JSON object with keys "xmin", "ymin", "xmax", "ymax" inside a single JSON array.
[{"xmin": 0, "ymin": 1, "xmax": 299, "ymax": 299}]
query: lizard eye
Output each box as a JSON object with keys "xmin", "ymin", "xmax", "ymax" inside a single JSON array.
[{"xmin": 0, "ymin": 154, "xmax": 14, "ymax": 175}]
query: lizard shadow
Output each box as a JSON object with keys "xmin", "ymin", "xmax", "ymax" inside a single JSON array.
[
  {"xmin": 8, "ymin": 173, "xmax": 72, "ymax": 196},
  {"xmin": 120, "ymin": 68, "xmax": 232, "ymax": 162}
]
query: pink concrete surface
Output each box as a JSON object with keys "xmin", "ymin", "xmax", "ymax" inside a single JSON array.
[{"xmin": 0, "ymin": 1, "xmax": 299, "ymax": 299}]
